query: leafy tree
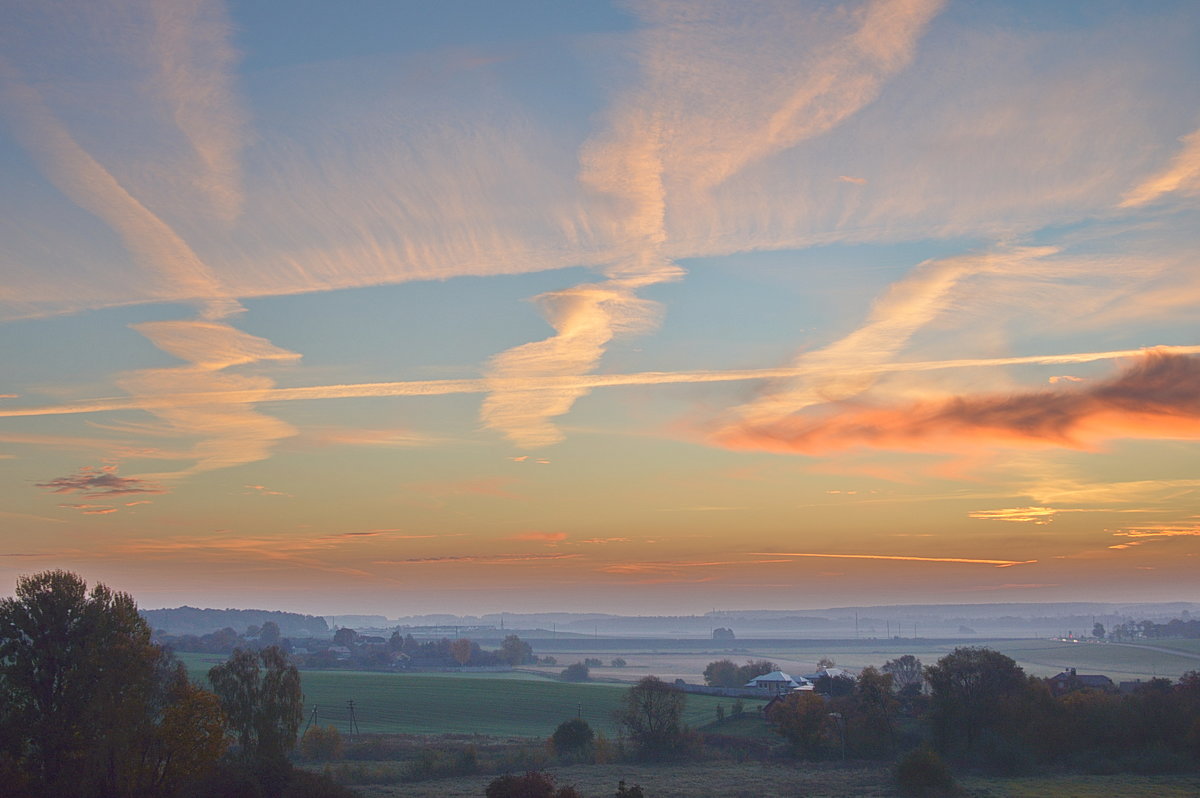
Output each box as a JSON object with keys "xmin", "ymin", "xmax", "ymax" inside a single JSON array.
[
  {"xmin": 619, "ymin": 676, "xmax": 687, "ymax": 758},
  {"xmin": 925, "ymin": 647, "xmax": 1026, "ymax": 756},
  {"xmin": 766, "ymin": 691, "xmax": 828, "ymax": 757},
  {"xmin": 332, "ymin": 627, "xmax": 357, "ymax": 647},
  {"xmin": 299, "ymin": 725, "xmax": 343, "ymax": 761},
  {"xmin": 610, "ymin": 658, "xmax": 627, "ymax": 668},
  {"xmin": 500, "ymin": 634, "xmax": 533, "ymax": 666},
  {"xmin": 1092, "ymin": 622, "xmax": 1105, "ymax": 639},
  {"xmin": 735, "ymin": 659, "xmax": 778, "ymax": 685},
  {"xmin": 847, "ymin": 666, "xmax": 897, "ymax": 757},
  {"xmin": 703, "ymin": 659, "xmax": 740, "ymax": 687},
  {"xmin": 883, "ymin": 655, "xmax": 924, "ymax": 694},
  {"xmin": 551, "ymin": 717, "xmax": 594, "ymax": 757},
  {"xmin": 561, "ymin": 662, "xmax": 590, "ymax": 682},
  {"xmin": 814, "ymin": 674, "xmax": 855, "ymax": 697},
  {"xmin": 817, "ymin": 657, "xmax": 836, "ymax": 669},
  {"xmin": 450, "ymin": 637, "xmax": 473, "ymax": 665},
  {"xmin": 259, "ymin": 621, "xmax": 281, "ymax": 646},
  {"xmin": 0, "ymin": 570, "xmax": 226, "ymax": 797},
  {"xmin": 712, "ymin": 627, "xmax": 735, "ymax": 640},
  {"xmin": 208, "ymin": 646, "xmax": 303, "ymax": 783},
  {"xmin": 583, "ymin": 657, "xmax": 603, "ymax": 668}
]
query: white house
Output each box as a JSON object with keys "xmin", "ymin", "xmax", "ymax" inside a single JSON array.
[{"xmin": 745, "ymin": 670, "xmax": 814, "ymax": 695}]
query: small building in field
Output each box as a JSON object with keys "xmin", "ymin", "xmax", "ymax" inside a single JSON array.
[{"xmin": 745, "ymin": 670, "xmax": 813, "ymax": 695}]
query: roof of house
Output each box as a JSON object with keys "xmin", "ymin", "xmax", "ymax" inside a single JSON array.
[{"xmin": 746, "ymin": 670, "xmax": 805, "ymax": 688}]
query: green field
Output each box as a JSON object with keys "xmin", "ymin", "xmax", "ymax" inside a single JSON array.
[
  {"xmin": 179, "ymin": 653, "xmax": 745, "ymax": 737},
  {"xmin": 339, "ymin": 760, "xmax": 1200, "ymax": 798},
  {"xmin": 525, "ymin": 636, "xmax": 1200, "ymax": 682}
]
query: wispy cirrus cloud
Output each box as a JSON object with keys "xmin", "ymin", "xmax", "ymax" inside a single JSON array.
[
  {"xmin": 723, "ymin": 246, "xmax": 1057, "ymax": 432},
  {"xmin": 481, "ymin": 0, "xmax": 944, "ymax": 447},
  {"xmin": 1110, "ymin": 523, "xmax": 1200, "ymax": 551},
  {"xmin": 1120, "ymin": 126, "xmax": 1200, "ymax": 208},
  {"xmin": 969, "ymin": 506, "xmax": 1154, "ymax": 524},
  {"xmin": 7, "ymin": 345, "xmax": 1194, "ymax": 419}
]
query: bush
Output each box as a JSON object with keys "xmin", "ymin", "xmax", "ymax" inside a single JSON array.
[
  {"xmin": 300, "ymin": 726, "xmax": 344, "ymax": 761},
  {"xmin": 551, "ymin": 718, "xmax": 594, "ymax": 757},
  {"xmin": 485, "ymin": 771, "xmax": 580, "ymax": 798},
  {"xmin": 615, "ymin": 780, "xmax": 645, "ymax": 797},
  {"xmin": 584, "ymin": 658, "xmax": 603, "ymax": 668},
  {"xmin": 893, "ymin": 747, "xmax": 958, "ymax": 798},
  {"xmin": 561, "ymin": 662, "xmax": 590, "ymax": 682}
]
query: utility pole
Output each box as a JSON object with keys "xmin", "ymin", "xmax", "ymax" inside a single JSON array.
[
  {"xmin": 303, "ymin": 705, "xmax": 319, "ymax": 735},
  {"xmin": 347, "ymin": 699, "xmax": 360, "ymax": 735}
]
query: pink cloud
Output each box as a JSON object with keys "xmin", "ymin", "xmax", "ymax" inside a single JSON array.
[{"xmin": 714, "ymin": 352, "xmax": 1200, "ymax": 455}]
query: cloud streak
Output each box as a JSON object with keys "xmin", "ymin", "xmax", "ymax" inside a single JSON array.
[
  {"xmin": 480, "ymin": 0, "xmax": 944, "ymax": 446},
  {"xmin": 716, "ymin": 351, "xmax": 1200, "ymax": 455},
  {"xmin": 6, "ymin": 345, "xmax": 1195, "ymax": 419},
  {"xmin": 753, "ymin": 552, "xmax": 1036, "ymax": 568},
  {"xmin": 1120, "ymin": 126, "xmax": 1200, "ymax": 208}
]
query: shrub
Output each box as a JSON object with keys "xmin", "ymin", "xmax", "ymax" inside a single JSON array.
[
  {"xmin": 561, "ymin": 662, "xmax": 590, "ymax": 681},
  {"xmin": 485, "ymin": 771, "xmax": 580, "ymax": 798},
  {"xmin": 551, "ymin": 717, "xmax": 595, "ymax": 757},
  {"xmin": 584, "ymin": 658, "xmax": 603, "ymax": 668},
  {"xmin": 593, "ymin": 732, "xmax": 619, "ymax": 764},
  {"xmin": 300, "ymin": 726, "xmax": 344, "ymax": 761},
  {"xmin": 893, "ymin": 747, "xmax": 958, "ymax": 798}
]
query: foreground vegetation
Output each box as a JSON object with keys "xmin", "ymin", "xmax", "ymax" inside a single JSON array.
[
  {"xmin": 0, "ymin": 571, "xmax": 349, "ymax": 798},
  {"xmin": 7, "ymin": 571, "xmax": 1200, "ymax": 797}
]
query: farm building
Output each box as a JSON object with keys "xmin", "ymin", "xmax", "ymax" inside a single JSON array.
[
  {"xmin": 1048, "ymin": 667, "xmax": 1115, "ymax": 696},
  {"xmin": 745, "ymin": 670, "xmax": 813, "ymax": 695}
]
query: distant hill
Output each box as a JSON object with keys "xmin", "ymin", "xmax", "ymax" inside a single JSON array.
[{"xmin": 142, "ymin": 606, "xmax": 329, "ymax": 637}]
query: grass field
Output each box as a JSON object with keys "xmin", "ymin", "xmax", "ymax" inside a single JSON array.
[
  {"xmin": 521, "ymin": 636, "xmax": 1200, "ymax": 683},
  {"xmin": 178, "ymin": 653, "xmax": 747, "ymax": 737},
  {"xmin": 333, "ymin": 759, "xmax": 1200, "ymax": 798}
]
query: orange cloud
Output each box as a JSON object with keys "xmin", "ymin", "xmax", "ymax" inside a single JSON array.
[
  {"xmin": 716, "ymin": 351, "xmax": 1200, "ymax": 455},
  {"xmin": 969, "ymin": 506, "xmax": 1058, "ymax": 524},
  {"xmin": 753, "ymin": 552, "xmax": 1036, "ymax": 568}
]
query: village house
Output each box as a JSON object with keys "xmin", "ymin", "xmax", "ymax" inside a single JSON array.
[
  {"xmin": 1048, "ymin": 667, "xmax": 1115, "ymax": 696},
  {"xmin": 745, "ymin": 670, "xmax": 814, "ymax": 695}
]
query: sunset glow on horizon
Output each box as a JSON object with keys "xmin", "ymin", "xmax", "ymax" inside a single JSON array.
[{"xmin": 2, "ymin": 0, "xmax": 1199, "ymax": 616}]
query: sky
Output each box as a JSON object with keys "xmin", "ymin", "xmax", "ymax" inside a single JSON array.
[{"xmin": 2, "ymin": 0, "xmax": 1199, "ymax": 617}]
